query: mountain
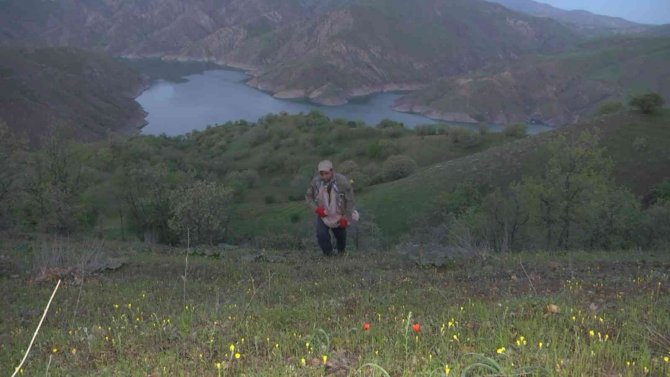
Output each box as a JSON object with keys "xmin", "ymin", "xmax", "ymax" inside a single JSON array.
[
  {"xmin": 0, "ymin": 47, "xmax": 147, "ymax": 145},
  {"xmin": 393, "ymin": 37, "xmax": 670, "ymax": 126},
  {"xmin": 0, "ymin": 0, "xmax": 578, "ymax": 105},
  {"xmin": 486, "ymin": 0, "xmax": 650, "ymax": 36}
]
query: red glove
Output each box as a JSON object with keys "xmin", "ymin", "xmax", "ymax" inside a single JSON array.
[
  {"xmin": 315, "ymin": 207, "xmax": 326, "ymax": 218},
  {"xmin": 339, "ymin": 217, "xmax": 348, "ymax": 228}
]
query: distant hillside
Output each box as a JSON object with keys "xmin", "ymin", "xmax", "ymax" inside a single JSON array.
[
  {"xmin": 394, "ymin": 37, "xmax": 670, "ymax": 126},
  {"xmin": 0, "ymin": 0, "xmax": 577, "ymax": 105},
  {"xmin": 0, "ymin": 47, "xmax": 147, "ymax": 145},
  {"xmin": 486, "ymin": 0, "xmax": 650, "ymax": 36}
]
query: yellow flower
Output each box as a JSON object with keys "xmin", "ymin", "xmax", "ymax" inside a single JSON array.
[
  {"xmin": 516, "ymin": 336, "xmax": 527, "ymax": 346},
  {"xmin": 445, "ymin": 364, "xmax": 451, "ymax": 375},
  {"xmin": 52, "ymin": 347, "xmax": 58, "ymax": 353},
  {"xmin": 496, "ymin": 347, "xmax": 506, "ymax": 354},
  {"xmin": 538, "ymin": 341, "xmax": 543, "ymax": 349},
  {"xmin": 234, "ymin": 353, "xmax": 241, "ymax": 359},
  {"xmin": 588, "ymin": 330, "xmax": 595, "ymax": 337},
  {"xmin": 323, "ymin": 355, "xmax": 328, "ymax": 364},
  {"xmin": 663, "ymin": 356, "xmax": 669, "ymax": 363},
  {"xmin": 70, "ymin": 348, "xmax": 77, "ymax": 355},
  {"xmin": 215, "ymin": 362, "xmax": 222, "ymax": 370},
  {"xmin": 113, "ymin": 304, "xmax": 119, "ymax": 309},
  {"xmin": 229, "ymin": 344, "xmax": 235, "ymax": 352},
  {"xmin": 300, "ymin": 358, "xmax": 306, "ymax": 366},
  {"xmin": 452, "ymin": 334, "xmax": 459, "ymax": 342}
]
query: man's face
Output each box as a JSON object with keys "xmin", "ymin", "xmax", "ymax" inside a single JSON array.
[{"xmin": 320, "ymin": 169, "xmax": 333, "ymax": 182}]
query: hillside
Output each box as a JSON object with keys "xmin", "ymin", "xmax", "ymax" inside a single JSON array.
[
  {"xmin": 1, "ymin": 238, "xmax": 668, "ymax": 376},
  {"xmin": 222, "ymin": 110, "xmax": 670, "ymax": 240},
  {"xmin": 393, "ymin": 37, "xmax": 670, "ymax": 126},
  {"xmin": 486, "ymin": 0, "xmax": 650, "ymax": 36},
  {"xmin": 0, "ymin": 0, "xmax": 577, "ymax": 106},
  {"xmin": 0, "ymin": 47, "xmax": 147, "ymax": 145}
]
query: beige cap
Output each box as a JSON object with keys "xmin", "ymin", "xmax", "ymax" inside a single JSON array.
[{"xmin": 318, "ymin": 160, "xmax": 333, "ymax": 172}]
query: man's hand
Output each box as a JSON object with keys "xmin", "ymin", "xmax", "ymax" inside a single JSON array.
[
  {"xmin": 339, "ymin": 217, "xmax": 348, "ymax": 228},
  {"xmin": 315, "ymin": 207, "xmax": 327, "ymax": 218}
]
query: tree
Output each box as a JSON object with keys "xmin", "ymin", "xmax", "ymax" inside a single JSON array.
[
  {"xmin": 22, "ymin": 130, "xmax": 88, "ymax": 234},
  {"xmin": 169, "ymin": 181, "xmax": 233, "ymax": 245},
  {"xmin": 629, "ymin": 92, "xmax": 665, "ymax": 114},
  {"xmin": 518, "ymin": 133, "xmax": 617, "ymax": 250}
]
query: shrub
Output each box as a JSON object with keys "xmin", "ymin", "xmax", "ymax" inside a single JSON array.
[
  {"xmin": 597, "ymin": 101, "xmax": 624, "ymax": 115},
  {"xmin": 168, "ymin": 181, "xmax": 233, "ymax": 245},
  {"xmin": 415, "ymin": 125, "xmax": 439, "ymax": 136},
  {"xmin": 382, "ymin": 155, "xmax": 418, "ymax": 181},
  {"xmin": 448, "ymin": 127, "xmax": 482, "ymax": 148},
  {"xmin": 629, "ymin": 92, "xmax": 665, "ymax": 114},
  {"xmin": 367, "ymin": 139, "xmax": 399, "ymax": 159},
  {"xmin": 632, "ymin": 136, "xmax": 648, "ymax": 152},
  {"xmin": 503, "ymin": 123, "xmax": 528, "ymax": 138}
]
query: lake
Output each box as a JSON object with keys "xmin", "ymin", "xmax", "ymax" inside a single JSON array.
[
  {"xmin": 133, "ymin": 61, "xmax": 551, "ymax": 136},
  {"xmin": 137, "ymin": 69, "xmax": 442, "ymax": 135}
]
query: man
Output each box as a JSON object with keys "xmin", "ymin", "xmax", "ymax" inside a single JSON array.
[{"xmin": 305, "ymin": 160, "xmax": 356, "ymax": 256}]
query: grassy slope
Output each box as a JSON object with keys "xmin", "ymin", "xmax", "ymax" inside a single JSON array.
[
  {"xmin": 396, "ymin": 37, "xmax": 670, "ymax": 125},
  {"xmin": 1, "ymin": 240, "xmax": 668, "ymax": 376},
  {"xmin": 231, "ymin": 111, "xmax": 670, "ymax": 240}
]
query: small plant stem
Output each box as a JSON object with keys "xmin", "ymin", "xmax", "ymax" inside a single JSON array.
[{"xmin": 12, "ymin": 279, "xmax": 62, "ymax": 377}]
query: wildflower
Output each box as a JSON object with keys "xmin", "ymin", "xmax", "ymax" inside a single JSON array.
[
  {"xmin": 538, "ymin": 341, "xmax": 543, "ymax": 350},
  {"xmin": 235, "ymin": 353, "xmax": 241, "ymax": 359},
  {"xmin": 412, "ymin": 323, "xmax": 421, "ymax": 334},
  {"xmin": 323, "ymin": 355, "xmax": 328, "ymax": 364},
  {"xmin": 445, "ymin": 364, "xmax": 451, "ymax": 375},
  {"xmin": 363, "ymin": 322, "xmax": 371, "ymax": 331},
  {"xmin": 663, "ymin": 356, "xmax": 669, "ymax": 363},
  {"xmin": 516, "ymin": 336, "xmax": 527, "ymax": 346},
  {"xmin": 496, "ymin": 347, "xmax": 506, "ymax": 354},
  {"xmin": 127, "ymin": 303, "xmax": 132, "ymax": 309},
  {"xmin": 588, "ymin": 330, "xmax": 595, "ymax": 337},
  {"xmin": 215, "ymin": 362, "xmax": 222, "ymax": 370},
  {"xmin": 113, "ymin": 304, "xmax": 119, "ymax": 309},
  {"xmin": 71, "ymin": 348, "xmax": 77, "ymax": 355},
  {"xmin": 300, "ymin": 358, "xmax": 306, "ymax": 366},
  {"xmin": 52, "ymin": 347, "xmax": 58, "ymax": 353},
  {"xmin": 452, "ymin": 334, "xmax": 459, "ymax": 342},
  {"xmin": 229, "ymin": 344, "xmax": 235, "ymax": 352}
]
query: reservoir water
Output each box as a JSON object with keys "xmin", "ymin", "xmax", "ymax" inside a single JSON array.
[
  {"xmin": 137, "ymin": 69, "xmax": 439, "ymax": 136},
  {"xmin": 132, "ymin": 60, "xmax": 552, "ymax": 136}
]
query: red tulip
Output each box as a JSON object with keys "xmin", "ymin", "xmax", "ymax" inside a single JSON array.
[
  {"xmin": 412, "ymin": 323, "xmax": 421, "ymax": 334},
  {"xmin": 363, "ymin": 322, "xmax": 371, "ymax": 331}
]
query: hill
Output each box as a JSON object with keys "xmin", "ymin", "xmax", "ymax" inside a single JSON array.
[
  {"xmin": 486, "ymin": 0, "xmax": 650, "ymax": 36},
  {"xmin": 222, "ymin": 110, "xmax": 670, "ymax": 241},
  {"xmin": 0, "ymin": 0, "xmax": 577, "ymax": 106},
  {"xmin": 0, "ymin": 47, "xmax": 147, "ymax": 145},
  {"xmin": 393, "ymin": 37, "xmax": 670, "ymax": 126}
]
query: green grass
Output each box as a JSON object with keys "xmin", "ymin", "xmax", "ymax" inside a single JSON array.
[{"xmin": 1, "ymin": 238, "xmax": 669, "ymax": 376}]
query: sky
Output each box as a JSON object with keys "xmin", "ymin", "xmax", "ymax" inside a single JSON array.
[{"xmin": 540, "ymin": 0, "xmax": 670, "ymax": 25}]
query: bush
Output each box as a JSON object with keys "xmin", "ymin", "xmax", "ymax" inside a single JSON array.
[
  {"xmin": 415, "ymin": 125, "xmax": 439, "ymax": 136},
  {"xmin": 382, "ymin": 155, "xmax": 418, "ymax": 181},
  {"xmin": 168, "ymin": 181, "xmax": 233, "ymax": 245},
  {"xmin": 597, "ymin": 101, "xmax": 624, "ymax": 115},
  {"xmin": 367, "ymin": 139, "xmax": 399, "ymax": 159},
  {"xmin": 629, "ymin": 92, "xmax": 665, "ymax": 114},
  {"xmin": 448, "ymin": 127, "xmax": 482, "ymax": 148},
  {"xmin": 503, "ymin": 123, "xmax": 528, "ymax": 138},
  {"xmin": 632, "ymin": 136, "xmax": 648, "ymax": 152}
]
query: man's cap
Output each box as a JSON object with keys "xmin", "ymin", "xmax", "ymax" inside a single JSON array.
[{"xmin": 318, "ymin": 160, "xmax": 333, "ymax": 172}]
